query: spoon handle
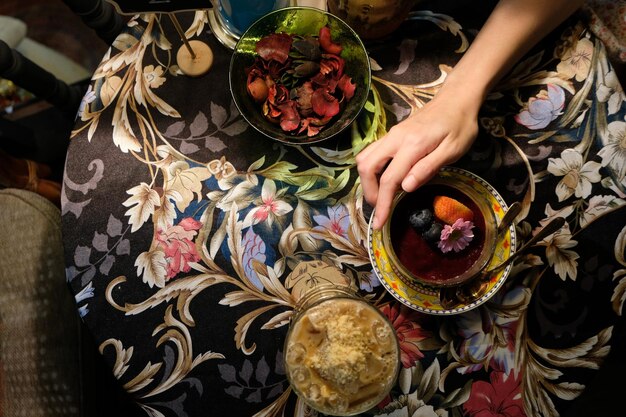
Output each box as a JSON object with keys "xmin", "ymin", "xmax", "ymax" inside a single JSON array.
[
  {"xmin": 497, "ymin": 201, "xmax": 522, "ymax": 236},
  {"xmin": 482, "ymin": 216, "xmax": 566, "ymax": 279}
]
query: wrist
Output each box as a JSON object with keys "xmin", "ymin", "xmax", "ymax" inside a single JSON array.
[{"xmin": 437, "ymin": 71, "xmax": 487, "ymax": 116}]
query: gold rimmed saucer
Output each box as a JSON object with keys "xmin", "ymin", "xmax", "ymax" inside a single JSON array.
[{"xmin": 367, "ymin": 167, "xmax": 517, "ymax": 315}]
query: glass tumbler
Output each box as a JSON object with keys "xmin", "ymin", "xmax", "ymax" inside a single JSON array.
[
  {"xmin": 284, "ymin": 284, "xmax": 400, "ymax": 416},
  {"xmin": 212, "ymin": 0, "xmax": 291, "ymax": 38}
]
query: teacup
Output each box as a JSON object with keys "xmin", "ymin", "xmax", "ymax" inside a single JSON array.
[{"xmin": 381, "ymin": 170, "xmax": 498, "ymax": 288}]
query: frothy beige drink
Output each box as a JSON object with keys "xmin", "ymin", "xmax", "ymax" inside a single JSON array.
[{"xmin": 285, "ymin": 289, "xmax": 399, "ymax": 415}]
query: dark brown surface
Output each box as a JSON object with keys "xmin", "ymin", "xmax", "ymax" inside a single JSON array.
[
  {"xmin": 0, "ymin": 0, "xmax": 109, "ymax": 71},
  {"xmin": 0, "ymin": 0, "xmax": 109, "ymax": 173}
]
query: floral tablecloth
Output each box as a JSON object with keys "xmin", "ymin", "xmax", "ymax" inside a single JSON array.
[{"xmin": 62, "ymin": 2, "xmax": 626, "ymax": 416}]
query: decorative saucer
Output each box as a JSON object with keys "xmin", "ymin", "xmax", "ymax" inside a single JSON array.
[{"xmin": 368, "ymin": 167, "xmax": 517, "ymax": 315}]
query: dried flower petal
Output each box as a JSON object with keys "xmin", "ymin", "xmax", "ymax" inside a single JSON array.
[
  {"xmin": 292, "ymin": 37, "xmax": 321, "ymax": 61},
  {"xmin": 267, "ymin": 83, "xmax": 290, "ymax": 106},
  {"xmin": 294, "ymin": 61, "xmax": 320, "ymax": 78},
  {"xmin": 278, "ymin": 101, "xmax": 300, "ymax": 131},
  {"xmin": 319, "ymin": 26, "xmax": 342, "ymax": 55},
  {"xmin": 255, "ymin": 33, "xmax": 293, "ymax": 64},
  {"xmin": 311, "ymin": 88, "xmax": 340, "ymax": 118},
  {"xmin": 246, "ymin": 26, "xmax": 356, "ymax": 137},
  {"xmin": 337, "ymin": 74, "xmax": 356, "ymax": 100},
  {"xmin": 294, "ymin": 81, "xmax": 314, "ymax": 116},
  {"xmin": 320, "ymin": 54, "xmax": 345, "ymax": 78},
  {"xmin": 247, "ymin": 77, "xmax": 269, "ymax": 103}
]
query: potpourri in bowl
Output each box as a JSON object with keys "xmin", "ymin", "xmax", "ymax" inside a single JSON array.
[{"xmin": 229, "ymin": 7, "xmax": 371, "ymax": 145}]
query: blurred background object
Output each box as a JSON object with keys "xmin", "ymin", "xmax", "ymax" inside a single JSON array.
[
  {"xmin": 0, "ymin": 2, "xmax": 140, "ymax": 416},
  {"xmin": 0, "ymin": 0, "xmax": 113, "ymax": 189},
  {"xmin": 326, "ymin": 0, "xmax": 418, "ymax": 40}
]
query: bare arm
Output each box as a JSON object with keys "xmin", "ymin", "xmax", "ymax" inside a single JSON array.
[
  {"xmin": 356, "ymin": 0, "xmax": 586, "ymax": 230},
  {"xmin": 446, "ymin": 0, "xmax": 586, "ymax": 104}
]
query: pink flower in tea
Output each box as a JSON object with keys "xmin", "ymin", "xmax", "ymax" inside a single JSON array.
[{"xmin": 438, "ymin": 219, "xmax": 474, "ymax": 253}]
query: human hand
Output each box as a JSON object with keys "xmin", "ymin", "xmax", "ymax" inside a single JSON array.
[{"xmin": 356, "ymin": 85, "xmax": 480, "ymax": 230}]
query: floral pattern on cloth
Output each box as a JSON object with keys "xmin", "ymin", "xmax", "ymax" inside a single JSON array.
[
  {"xmin": 584, "ymin": 0, "xmax": 626, "ymax": 62},
  {"xmin": 62, "ymin": 6, "xmax": 626, "ymax": 417}
]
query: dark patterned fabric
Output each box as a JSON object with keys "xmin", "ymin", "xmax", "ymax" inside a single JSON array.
[{"xmin": 61, "ymin": 4, "xmax": 626, "ymax": 417}]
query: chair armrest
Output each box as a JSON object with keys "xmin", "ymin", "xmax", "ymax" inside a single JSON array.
[{"xmin": 0, "ymin": 16, "xmax": 27, "ymax": 48}]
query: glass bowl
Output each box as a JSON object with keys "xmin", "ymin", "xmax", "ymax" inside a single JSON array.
[
  {"xmin": 381, "ymin": 168, "xmax": 499, "ymax": 289},
  {"xmin": 284, "ymin": 284, "xmax": 400, "ymax": 415},
  {"xmin": 229, "ymin": 7, "xmax": 371, "ymax": 145}
]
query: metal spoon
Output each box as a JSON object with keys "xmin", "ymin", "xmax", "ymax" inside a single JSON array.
[
  {"xmin": 458, "ymin": 216, "xmax": 567, "ymax": 302},
  {"xmin": 496, "ymin": 201, "xmax": 521, "ymax": 237},
  {"xmin": 438, "ymin": 201, "xmax": 521, "ymax": 309},
  {"xmin": 440, "ymin": 215, "xmax": 566, "ymax": 309}
]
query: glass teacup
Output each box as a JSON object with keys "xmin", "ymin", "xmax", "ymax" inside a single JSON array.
[{"xmin": 284, "ymin": 284, "xmax": 400, "ymax": 415}]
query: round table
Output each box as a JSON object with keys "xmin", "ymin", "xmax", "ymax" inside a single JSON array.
[{"xmin": 62, "ymin": 3, "xmax": 626, "ymax": 416}]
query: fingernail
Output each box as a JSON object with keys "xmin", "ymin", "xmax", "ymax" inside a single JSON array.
[
  {"xmin": 402, "ymin": 174, "xmax": 417, "ymax": 191},
  {"xmin": 373, "ymin": 215, "xmax": 380, "ymax": 230}
]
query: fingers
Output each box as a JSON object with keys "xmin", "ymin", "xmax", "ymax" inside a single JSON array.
[
  {"xmin": 356, "ymin": 95, "xmax": 480, "ymax": 230},
  {"xmin": 356, "ymin": 140, "xmax": 389, "ymax": 207},
  {"xmin": 358, "ymin": 124, "xmax": 439, "ymax": 229},
  {"xmin": 372, "ymin": 142, "xmax": 427, "ymax": 229},
  {"xmin": 401, "ymin": 145, "xmax": 450, "ymax": 193},
  {"xmin": 400, "ymin": 135, "xmax": 470, "ymax": 195},
  {"xmin": 355, "ymin": 136, "xmax": 378, "ymax": 160}
]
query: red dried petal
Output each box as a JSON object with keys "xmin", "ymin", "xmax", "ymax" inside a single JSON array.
[
  {"xmin": 255, "ymin": 33, "xmax": 293, "ymax": 64},
  {"xmin": 318, "ymin": 26, "xmax": 342, "ymax": 55},
  {"xmin": 262, "ymin": 102, "xmax": 272, "ymax": 120},
  {"xmin": 307, "ymin": 125, "xmax": 321, "ymax": 136},
  {"xmin": 268, "ymin": 103, "xmax": 282, "ymax": 118},
  {"xmin": 278, "ymin": 101, "xmax": 301, "ymax": 131},
  {"xmin": 262, "ymin": 101, "xmax": 279, "ymax": 122},
  {"xmin": 249, "ymin": 25, "xmax": 356, "ymax": 137},
  {"xmin": 337, "ymin": 74, "xmax": 356, "ymax": 100},
  {"xmin": 298, "ymin": 117, "xmax": 325, "ymax": 136},
  {"xmin": 320, "ymin": 54, "xmax": 345, "ymax": 78},
  {"xmin": 266, "ymin": 59, "xmax": 287, "ymax": 79},
  {"xmin": 247, "ymin": 66, "xmax": 264, "ymax": 81},
  {"xmin": 297, "ymin": 117, "xmax": 309, "ymax": 134},
  {"xmin": 294, "ymin": 81, "xmax": 314, "ymax": 116},
  {"xmin": 306, "ymin": 123, "xmax": 321, "ymax": 137},
  {"xmin": 247, "ymin": 77, "xmax": 269, "ymax": 103},
  {"xmin": 311, "ymin": 88, "xmax": 340, "ymax": 118},
  {"xmin": 309, "ymin": 115, "xmax": 333, "ymax": 126},
  {"xmin": 310, "ymin": 72, "xmax": 330, "ymax": 88},
  {"xmin": 267, "ymin": 83, "xmax": 290, "ymax": 105}
]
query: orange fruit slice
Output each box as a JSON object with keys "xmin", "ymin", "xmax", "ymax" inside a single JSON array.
[{"xmin": 433, "ymin": 196, "xmax": 474, "ymax": 225}]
